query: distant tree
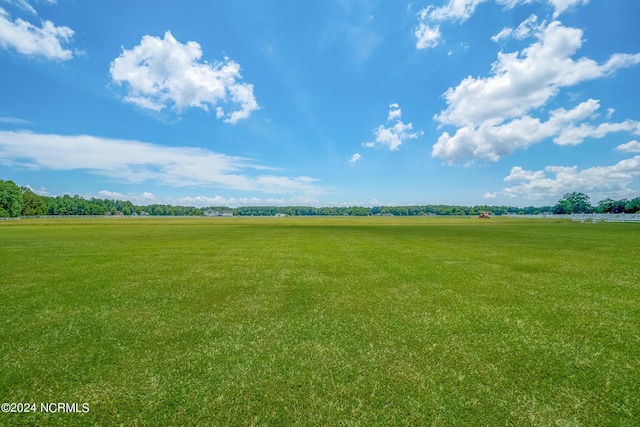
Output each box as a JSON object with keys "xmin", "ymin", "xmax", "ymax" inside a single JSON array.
[
  {"xmin": 20, "ymin": 186, "xmax": 47, "ymax": 216},
  {"xmin": 596, "ymin": 198, "xmax": 615, "ymax": 213},
  {"xmin": 611, "ymin": 199, "xmax": 627, "ymax": 214},
  {"xmin": 0, "ymin": 180, "xmax": 23, "ymax": 217},
  {"xmin": 625, "ymin": 197, "xmax": 640, "ymax": 213},
  {"xmin": 552, "ymin": 199, "xmax": 571, "ymax": 214},
  {"xmin": 492, "ymin": 206, "xmax": 508, "ymax": 215},
  {"xmin": 555, "ymin": 192, "xmax": 592, "ymax": 214}
]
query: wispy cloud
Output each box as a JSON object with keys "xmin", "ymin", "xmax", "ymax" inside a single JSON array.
[
  {"xmin": 415, "ymin": 0, "xmax": 590, "ymax": 50},
  {"xmin": 5, "ymin": 0, "xmax": 36, "ymax": 15},
  {"xmin": 0, "ymin": 116, "xmax": 30, "ymax": 125},
  {"xmin": 616, "ymin": 140, "xmax": 640, "ymax": 153},
  {"xmin": 82, "ymin": 191, "xmax": 298, "ymax": 208},
  {"xmin": 349, "ymin": 153, "xmax": 362, "ymax": 165},
  {"xmin": 414, "ymin": 8, "xmax": 442, "ymax": 49},
  {"xmin": 492, "ymin": 14, "xmax": 543, "ymax": 42},
  {"xmin": 110, "ymin": 31, "xmax": 259, "ymax": 123},
  {"xmin": 0, "ymin": 6, "xmax": 74, "ymax": 60},
  {"xmin": 0, "ymin": 130, "xmax": 324, "ymax": 197}
]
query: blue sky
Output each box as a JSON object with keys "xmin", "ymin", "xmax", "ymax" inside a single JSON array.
[{"xmin": 1, "ymin": 0, "xmax": 639, "ymax": 207}]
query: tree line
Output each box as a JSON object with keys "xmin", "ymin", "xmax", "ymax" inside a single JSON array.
[
  {"xmin": 1, "ymin": 180, "xmax": 639, "ymax": 218},
  {"xmin": 552, "ymin": 191, "xmax": 640, "ymax": 214},
  {"xmin": 0, "ymin": 180, "xmax": 202, "ymax": 218}
]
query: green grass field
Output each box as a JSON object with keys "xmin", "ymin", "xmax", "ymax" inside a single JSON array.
[{"xmin": 1, "ymin": 217, "xmax": 638, "ymax": 426}]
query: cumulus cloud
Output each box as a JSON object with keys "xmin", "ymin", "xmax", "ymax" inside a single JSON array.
[
  {"xmin": 0, "ymin": 130, "xmax": 323, "ymax": 197},
  {"xmin": 616, "ymin": 140, "xmax": 640, "ymax": 153},
  {"xmin": 432, "ymin": 100, "xmax": 640, "ymax": 162},
  {"xmin": 0, "ymin": 7, "xmax": 74, "ymax": 60},
  {"xmin": 110, "ymin": 31, "xmax": 259, "ymax": 123},
  {"xmin": 502, "ymin": 156, "xmax": 640, "ymax": 200},
  {"xmin": 363, "ymin": 103, "xmax": 420, "ymax": 151},
  {"xmin": 431, "ymin": 18, "xmax": 640, "ymax": 163},
  {"xmin": 349, "ymin": 153, "xmax": 362, "ymax": 165},
  {"xmin": 436, "ymin": 21, "xmax": 640, "ymax": 127}
]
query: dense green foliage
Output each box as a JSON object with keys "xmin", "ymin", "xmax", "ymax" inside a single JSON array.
[
  {"xmin": 40, "ymin": 194, "xmax": 203, "ymax": 216},
  {"xmin": 2, "ymin": 179, "xmax": 639, "ymax": 218},
  {"xmin": 1, "ymin": 217, "xmax": 638, "ymax": 425},
  {"xmin": 0, "ymin": 180, "xmax": 24, "ymax": 217},
  {"xmin": 551, "ymin": 191, "xmax": 640, "ymax": 214},
  {"xmin": 233, "ymin": 204, "xmax": 545, "ymax": 216}
]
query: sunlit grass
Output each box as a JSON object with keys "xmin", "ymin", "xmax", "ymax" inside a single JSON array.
[{"xmin": 1, "ymin": 217, "xmax": 638, "ymax": 425}]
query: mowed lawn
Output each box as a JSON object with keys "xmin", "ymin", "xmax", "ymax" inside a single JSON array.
[{"xmin": 1, "ymin": 217, "xmax": 638, "ymax": 426}]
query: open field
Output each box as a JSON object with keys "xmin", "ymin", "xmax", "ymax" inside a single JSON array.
[{"xmin": 1, "ymin": 216, "xmax": 638, "ymax": 425}]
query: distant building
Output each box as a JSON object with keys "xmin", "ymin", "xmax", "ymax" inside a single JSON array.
[{"xmin": 204, "ymin": 209, "xmax": 234, "ymax": 217}]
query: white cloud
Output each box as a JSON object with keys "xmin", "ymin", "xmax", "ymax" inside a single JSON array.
[
  {"xmin": 483, "ymin": 191, "xmax": 498, "ymax": 199},
  {"xmin": 5, "ymin": 0, "xmax": 36, "ymax": 14},
  {"xmin": 606, "ymin": 108, "xmax": 615, "ymax": 119},
  {"xmin": 416, "ymin": 0, "xmax": 590, "ymax": 49},
  {"xmin": 0, "ymin": 116, "xmax": 30, "ymax": 124},
  {"xmin": 616, "ymin": 140, "xmax": 640, "ymax": 153},
  {"xmin": 414, "ymin": 8, "xmax": 442, "ymax": 49},
  {"xmin": 0, "ymin": 130, "xmax": 324, "ymax": 197},
  {"xmin": 0, "ymin": 7, "xmax": 74, "ymax": 60},
  {"xmin": 177, "ymin": 195, "xmax": 232, "ymax": 206},
  {"xmin": 431, "ymin": 19, "xmax": 640, "ymax": 163},
  {"xmin": 502, "ymin": 156, "xmax": 640, "ymax": 200},
  {"xmin": 349, "ymin": 153, "xmax": 362, "ymax": 165},
  {"xmin": 492, "ymin": 14, "xmax": 542, "ymax": 42},
  {"xmin": 555, "ymin": 120, "xmax": 640, "ymax": 146},
  {"xmin": 85, "ymin": 192, "xmax": 333, "ymax": 208},
  {"xmin": 548, "ymin": 0, "xmax": 589, "ymax": 18},
  {"xmin": 367, "ymin": 121, "xmax": 419, "ymax": 151},
  {"xmin": 363, "ymin": 103, "xmax": 420, "ymax": 151},
  {"xmin": 433, "ymin": 99, "xmax": 640, "ymax": 163},
  {"xmin": 1, "ymin": 0, "xmax": 57, "ymax": 14},
  {"xmin": 436, "ymin": 21, "xmax": 640, "ymax": 127},
  {"xmin": 98, "ymin": 190, "xmax": 127, "ymax": 200},
  {"xmin": 419, "ymin": 0, "xmax": 487, "ymax": 24},
  {"xmin": 94, "ymin": 190, "xmax": 157, "ymax": 206},
  {"xmin": 177, "ymin": 195, "xmax": 296, "ymax": 208},
  {"xmin": 110, "ymin": 31, "xmax": 259, "ymax": 123},
  {"xmin": 387, "ymin": 103, "xmax": 402, "ymax": 121}
]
